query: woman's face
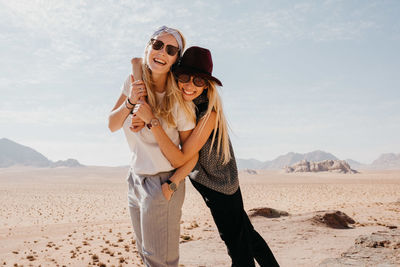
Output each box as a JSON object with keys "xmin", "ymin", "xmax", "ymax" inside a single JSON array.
[
  {"xmin": 146, "ymin": 33, "xmax": 179, "ymax": 74},
  {"xmin": 178, "ymin": 76, "xmax": 207, "ymax": 102}
]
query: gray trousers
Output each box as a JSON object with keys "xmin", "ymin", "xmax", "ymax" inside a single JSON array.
[{"xmin": 127, "ymin": 171, "xmax": 185, "ymax": 267}]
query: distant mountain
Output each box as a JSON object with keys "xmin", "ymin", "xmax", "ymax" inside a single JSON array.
[
  {"xmin": 369, "ymin": 153, "xmax": 400, "ymax": 170},
  {"xmin": 237, "ymin": 150, "xmax": 338, "ymax": 170},
  {"xmin": 0, "ymin": 138, "xmax": 50, "ymax": 167},
  {"xmin": 345, "ymin": 159, "xmax": 365, "ymax": 169},
  {"xmin": 237, "ymin": 151, "xmax": 400, "ymax": 170},
  {"xmin": 236, "ymin": 158, "xmax": 264, "ymax": 170},
  {"xmin": 0, "ymin": 138, "xmax": 83, "ymax": 168}
]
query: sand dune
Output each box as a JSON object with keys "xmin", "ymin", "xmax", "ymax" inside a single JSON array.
[{"xmin": 0, "ymin": 167, "xmax": 399, "ymax": 266}]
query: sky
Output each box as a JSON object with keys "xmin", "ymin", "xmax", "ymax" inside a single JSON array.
[{"xmin": 1, "ymin": 0, "xmax": 399, "ymax": 166}]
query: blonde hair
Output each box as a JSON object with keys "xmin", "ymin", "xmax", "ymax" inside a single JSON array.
[
  {"xmin": 200, "ymin": 82, "xmax": 231, "ymax": 164},
  {"xmin": 141, "ymin": 29, "xmax": 195, "ymax": 126}
]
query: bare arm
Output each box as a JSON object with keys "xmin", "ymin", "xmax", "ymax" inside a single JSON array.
[
  {"xmin": 154, "ymin": 113, "xmax": 216, "ymax": 167},
  {"xmin": 128, "ymin": 57, "xmax": 147, "ymax": 132},
  {"xmin": 108, "ymin": 67, "xmax": 147, "ymax": 132},
  {"xmin": 161, "ymin": 129, "xmax": 198, "ymax": 200},
  {"xmin": 161, "ymin": 154, "xmax": 198, "ymax": 200},
  {"xmin": 135, "ymin": 102, "xmax": 216, "ymax": 168},
  {"xmin": 108, "ymin": 93, "xmax": 133, "ymax": 132},
  {"xmin": 131, "ymin": 57, "xmax": 143, "ymax": 78}
]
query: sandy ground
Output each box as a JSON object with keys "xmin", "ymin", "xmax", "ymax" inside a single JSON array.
[{"xmin": 0, "ymin": 167, "xmax": 399, "ymax": 266}]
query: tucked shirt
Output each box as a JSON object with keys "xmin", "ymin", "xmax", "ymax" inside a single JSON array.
[
  {"xmin": 188, "ymin": 90, "xmax": 239, "ymax": 195},
  {"xmin": 121, "ymin": 75, "xmax": 195, "ymax": 175}
]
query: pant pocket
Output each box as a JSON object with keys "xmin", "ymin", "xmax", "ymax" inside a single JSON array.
[{"xmin": 142, "ymin": 177, "xmax": 166, "ymax": 203}]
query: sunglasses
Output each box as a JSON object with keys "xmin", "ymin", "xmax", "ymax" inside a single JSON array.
[
  {"xmin": 150, "ymin": 39, "xmax": 180, "ymax": 56},
  {"xmin": 177, "ymin": 74, "xmax": 207, "ymax": 87}
]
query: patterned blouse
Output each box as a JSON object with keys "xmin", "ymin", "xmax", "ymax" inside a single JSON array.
[{"xmin": 188, "ymin": 90, "xmax": 239, "ymax": 195}]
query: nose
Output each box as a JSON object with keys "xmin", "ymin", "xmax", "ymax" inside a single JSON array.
[
  {"xmin": 156, "ymin": 47, "xmax": 167, "ymax": 56},
  {"xmin": 183, "ymin": 77, "xmax": 196, "ymax": 88}
]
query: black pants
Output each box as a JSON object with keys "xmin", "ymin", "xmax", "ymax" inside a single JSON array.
[{"xmin": 190, "ymin": 179, "xmax": 280, "ymax": 267}]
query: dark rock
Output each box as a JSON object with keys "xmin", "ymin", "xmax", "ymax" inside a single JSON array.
[
  {"xmin": 312, "ymin": 210, "xmax": 355, "ymax": 229},
  {"xmin": 248, "ymin": 207, "xmax": 289, "ymax": 218},
  {"xmin": 242, "ymin": 169, "xmax": 258, "ymax": 175}
]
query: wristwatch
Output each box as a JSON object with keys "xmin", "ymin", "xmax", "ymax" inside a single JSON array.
[
  {"xmin": 166, "ymin": 179, "xmax": 178, "ymax": 193},
  {"xmin": 146, "ymin": 118, "xmax": 160, "ymax": 129}
]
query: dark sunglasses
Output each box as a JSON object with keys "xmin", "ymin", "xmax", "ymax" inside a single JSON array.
[
  {"xmin": 150, "ymin": 38, "xmax": 180, "ymax": 56},
  {"xmin": 177, "ymin": 74, "xmax": 207, "ymax": 87}
]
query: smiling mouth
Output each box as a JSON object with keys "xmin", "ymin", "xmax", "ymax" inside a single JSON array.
[
  {"xmin": 183, "ymin": 89, "xmax": 195, "ymax": 96},
  {"xmin": 153, "ymin": 58, "xmax": 166, "ymax": 65}
]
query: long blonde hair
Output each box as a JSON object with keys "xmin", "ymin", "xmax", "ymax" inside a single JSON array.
[
  {"xmin": 200, "ymin": 82, "xmax": 231, "ymax": 164},
  {"xmin": 141, "ymin": 29, "xmax": 195, "ymax": 126}
]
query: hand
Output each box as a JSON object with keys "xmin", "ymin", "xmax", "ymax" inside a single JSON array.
[
  {"xmin": 161, "ymin": 183, "xmax": 173, "ymax": 201},
  {"xmin": 129, "ymin": 114, "xmax": 145, "ymax": 132},
  {"xmin": 134, "ymin": 99, "xmax": 155, "ymax": 124},
  {"xmin": 128, "ymin": 75, "xmax": 147, "ymax": 104}
]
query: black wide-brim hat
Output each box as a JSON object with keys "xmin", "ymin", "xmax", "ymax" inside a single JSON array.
[{"xmin": 173, "ymin": 46, "xmax": 223, "ymax": 86}]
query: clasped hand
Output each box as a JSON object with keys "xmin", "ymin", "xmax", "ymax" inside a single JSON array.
[
  {"xmin": 128, "ymin": 79, "xmax": 155, "ymax": 132},
  {"xmin": 129, "ymin": 75, "xmax": 147, "ymax": 104}
]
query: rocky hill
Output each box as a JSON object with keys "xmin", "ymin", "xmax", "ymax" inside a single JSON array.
[
  {"xmin": 285, "ymin": 160, "xmax": 357, "ymax": 174},
  {"xmin": 0, "ymin": 138, "xmax": 83, "ymax": 168},
  {"xmin": 262, "ymin": 150, "xmax": 338, "ymax": 169}
]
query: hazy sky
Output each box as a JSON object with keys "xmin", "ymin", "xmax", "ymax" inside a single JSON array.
[{"xmin": 1, "ymin": 0, "xmax": 399, "ymax": 166}]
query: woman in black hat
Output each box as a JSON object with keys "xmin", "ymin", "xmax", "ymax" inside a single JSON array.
[{"xmin": 132, "ymin": 46, "xmax": 279, "ymax": 267}]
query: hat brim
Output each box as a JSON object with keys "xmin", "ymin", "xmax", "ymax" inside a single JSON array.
[{"xmin": 173, "ymin": 66, "xmax": 223, "ymax": 87}]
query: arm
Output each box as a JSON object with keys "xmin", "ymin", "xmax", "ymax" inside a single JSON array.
[
  {"xmin": 131, "ymin": 57, "xmax": 143, "ymax": 78},
  {"xmin": 129, "ymin": 57, "xmax": 146, "ymax": 132},
  {"xmin": 161, "ymin": 129, "xmax": 198, "ymax": 200},
  {"xmin": 161, "ymin": 154, "xmax": 198, "ymax": 200},
  {"xmin": 108, "ymin": 70, "xmax": 147, "ymax": 132},
  {"xmin": 135, "ymin": 101, "xmax": 216, "ymax": 168},
  {"xmin": 108, "ymin": 93, "xmax": 134, "ymax": 132},
  {"xmin": 159, "ymin": 113, "xmax": 216, "ymax": 167}
]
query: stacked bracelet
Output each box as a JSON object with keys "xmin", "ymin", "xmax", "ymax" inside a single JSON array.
[
  {"xmin": 127, "ymin": 98, "xmax": 135, "ymax": 106},
  {"xmin": 125, "ymin": 99, "xmax": 135, "ymax": 111}
]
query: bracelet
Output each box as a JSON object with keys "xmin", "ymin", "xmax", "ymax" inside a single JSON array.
[
  {"xmin": 125, "ymin": 99, "xmax": 134, "ymax": 111},
  {"xmin": 127, "ymin": 98, "xmax": 135, "ymax": 106}
]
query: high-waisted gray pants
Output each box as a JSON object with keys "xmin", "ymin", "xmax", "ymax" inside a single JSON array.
[{"xmin": 127, "ymin": 171, "xmax": 185, "ymax": 267}]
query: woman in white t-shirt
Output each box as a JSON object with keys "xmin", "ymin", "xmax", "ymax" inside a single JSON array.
[{"xmin": 108, "ymin": 26, "xmax": 196, "ymax": 267}]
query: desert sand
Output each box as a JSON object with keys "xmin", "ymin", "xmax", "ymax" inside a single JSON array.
[{"xmin": 0, "ymin": 167, "xmax": 399, "ymax": 266}]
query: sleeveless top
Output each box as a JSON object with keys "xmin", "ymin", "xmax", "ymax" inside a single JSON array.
[{"xmin": 188, "ymin": 90, "xmax": 239, "ymax": 195}]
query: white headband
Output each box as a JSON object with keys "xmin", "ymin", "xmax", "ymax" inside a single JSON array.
[{"xmin": 151, "ymin": 25, "xmax": 183, "ymax": 52}]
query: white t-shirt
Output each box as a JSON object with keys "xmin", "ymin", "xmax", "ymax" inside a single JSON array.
[{"xmin": 121, "ymin": 75, "xmax": 195, "ymax": 175}]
